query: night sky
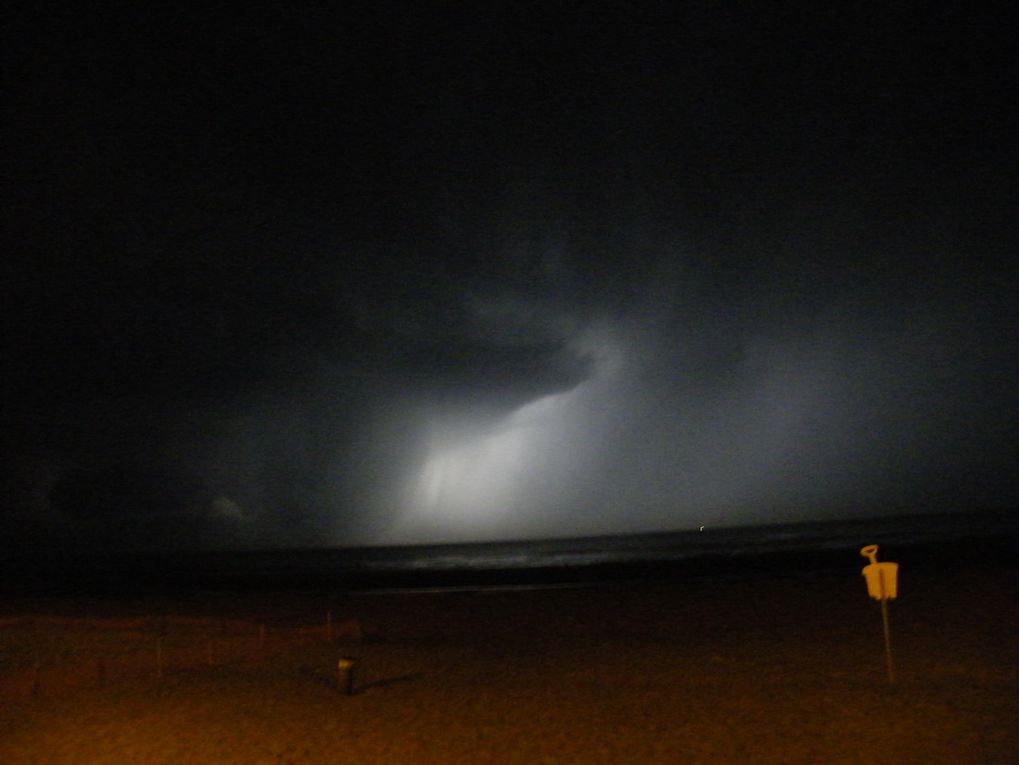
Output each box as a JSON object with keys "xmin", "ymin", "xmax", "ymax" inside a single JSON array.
[{"xmin": 4, "ymin": 1, "xmax": 1016, "ymax": 552}]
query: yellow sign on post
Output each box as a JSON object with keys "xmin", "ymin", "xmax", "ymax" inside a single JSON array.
[
  {"xmin": 860, "ymin": 544, "xmax": 898, "ymax": 684},
  {"xmin": 860, "ymin": 544, "xmax": 898, "ymax": 600}
]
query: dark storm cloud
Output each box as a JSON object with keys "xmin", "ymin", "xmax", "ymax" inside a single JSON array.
[{"xmin": 3, "ymin": 1, "xmax": 1015, "ymax": 549}]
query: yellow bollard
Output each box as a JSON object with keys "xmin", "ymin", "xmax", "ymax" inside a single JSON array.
[{"xmin": 337, "ymin": 657, "xmax": 356, "ymax": 695}]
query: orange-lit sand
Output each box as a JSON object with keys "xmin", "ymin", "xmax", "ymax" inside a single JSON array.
[{"xmin": 2, "ymin": 566, "xmax": 1016, "ymax": 764}]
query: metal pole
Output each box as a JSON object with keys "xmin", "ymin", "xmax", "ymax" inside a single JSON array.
[{"xmin": 879, "ymin": 569, "xmax": 894, "ymax": 684}]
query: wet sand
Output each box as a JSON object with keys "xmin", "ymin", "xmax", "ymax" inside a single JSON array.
[{"xmin": 2, "ymin": 566, "xmax": 1016, "ymax": 764}]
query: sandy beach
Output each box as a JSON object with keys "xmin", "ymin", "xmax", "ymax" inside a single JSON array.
[{"xmin": 2, "ymin": 565, "xmax": 1016, "ymax": 764}]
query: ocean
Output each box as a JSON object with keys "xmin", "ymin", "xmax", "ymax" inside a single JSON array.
[{"xmin": 2, "ymin": 510, "xmax": 1015, "ymax": 595}]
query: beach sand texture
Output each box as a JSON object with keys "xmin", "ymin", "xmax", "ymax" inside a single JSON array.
[{"xmin": 1, "ymin": 566, "xmax": 1015, "ymax": 764}]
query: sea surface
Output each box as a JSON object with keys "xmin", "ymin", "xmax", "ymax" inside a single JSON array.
[{"xmin": 2, "ymin": 510, "xmax": 1015, "ymax": 595}]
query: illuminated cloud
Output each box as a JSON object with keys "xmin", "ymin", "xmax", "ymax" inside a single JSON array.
[
  {"xmin": 407, "ymin": 398, "xmax": 552, "ymax": 533},
  {"xmin": 375, "ymin": 299, "xmax": 997, "ymax": 545},
  {"xmin": 379, "ymin": 325, "xmax": 627, "ymax": 542}
]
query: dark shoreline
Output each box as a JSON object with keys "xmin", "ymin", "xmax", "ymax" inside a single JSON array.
[{"xmin": 3, "ymin": 517, "xmax": 1014, "ymax": 598}]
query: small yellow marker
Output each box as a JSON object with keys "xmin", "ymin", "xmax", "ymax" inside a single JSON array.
[
  {"xmin": 337, "ymin": 657, "xmax": 356, "ymax": 695},
  {"xmin": 860, "ymin": 544, "xmax": 898, "ymax": 684}
]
